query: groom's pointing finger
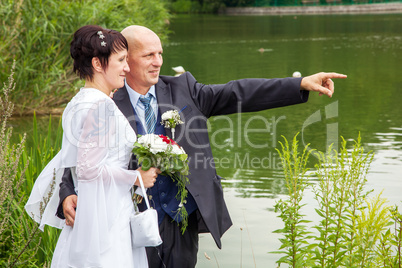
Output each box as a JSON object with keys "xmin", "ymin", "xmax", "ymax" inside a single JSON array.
[{"xmin": 325, "ymin": 72, "xmax": 347, "ymax": 79}]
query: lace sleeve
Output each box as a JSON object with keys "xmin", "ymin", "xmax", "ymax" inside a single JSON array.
[{"xmin": 75, "ymin": 99, "xmax": 136, "ymax": 185}]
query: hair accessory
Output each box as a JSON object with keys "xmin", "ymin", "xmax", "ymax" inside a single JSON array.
[
  {"xmin": 97, "ymin": 31, "xmax": 105, "ymax": 39},
  {"xmin": 97, "ymin": 30, "xmax": 106, "ymax": 46}
]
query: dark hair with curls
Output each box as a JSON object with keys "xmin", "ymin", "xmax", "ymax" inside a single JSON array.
[{"xmin": 70, "ymin": 25, "xmax": 128, "ymax": 81}]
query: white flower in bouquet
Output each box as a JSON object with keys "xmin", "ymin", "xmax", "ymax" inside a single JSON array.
[
  {"xmin": 137, "ymin": 134, "xmax": 168, "ymax": 154},
  {"xmin": 171, "ymin": 144, "xmax": 186, "ymax": 155}
]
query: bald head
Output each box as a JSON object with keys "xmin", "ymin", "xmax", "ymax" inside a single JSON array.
[
  {"xmin": 121, "ymin": 25, "xmax": 161, "ymax": 51},
  {"xmin": 121, "ymin": 25, "xmax": 163, "ymax": 94}
]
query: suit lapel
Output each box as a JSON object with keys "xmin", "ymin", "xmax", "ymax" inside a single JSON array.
[
  {"xmin": 113, "ymin": 85, "xmax": 138, "ymax": 133},
  {"xmin": 155, "ymin": 79, "xmax": 174, "ymax": 139}
]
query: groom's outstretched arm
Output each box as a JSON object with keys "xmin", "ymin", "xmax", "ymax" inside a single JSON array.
[{"xmin": 57, "ymin": 168, "xmax": 77, "ymax": 225}]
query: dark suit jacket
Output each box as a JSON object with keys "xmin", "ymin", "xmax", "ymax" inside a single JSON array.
[{"xmin": 58, "ymin": 72, "xmax": 308, "ymax": 249}]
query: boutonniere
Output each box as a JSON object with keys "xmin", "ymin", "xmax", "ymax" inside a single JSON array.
[{"xmin": 161, "ymin": 110, "xmax": 184, "ymax": 140}]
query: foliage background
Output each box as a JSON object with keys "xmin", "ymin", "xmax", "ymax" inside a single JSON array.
[{"xmin": 0, "ymin": 0, "xmax": 170, "ymax": 115}]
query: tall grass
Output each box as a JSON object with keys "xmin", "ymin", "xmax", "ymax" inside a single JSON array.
[
  {"xmin": 0, "ymin": 61, "xmax": 41, "ymax": 267},
  {"xmin": 1, "ymin": 60, "xmax": 64, "ymax": 266},
  {"xmin": 0, "ymin": 0, "xmax": 170, "ymax": 114},
  {"xmin": 20, "ymin": 114, "xmax": 63, "ymax": 265},
  {"xmin": 273, "ymin": 134, "xmax": 402, "ymax": 268}
]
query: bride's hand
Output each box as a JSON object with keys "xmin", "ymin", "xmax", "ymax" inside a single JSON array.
[{"xmin": 136, "ymin": 167, "xmax": 160, "ymax": 188}]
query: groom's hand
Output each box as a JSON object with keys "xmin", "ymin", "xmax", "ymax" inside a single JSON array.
[
  {"xmin": 63, "ymin": 195, "xmax": 77, "ymax": 227},
  {"xmin": 300, "ymin": 72, "xmax": 347, "ymax": 97}
]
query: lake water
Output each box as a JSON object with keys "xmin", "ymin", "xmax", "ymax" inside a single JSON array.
[
  {"xmin": 11, "ymin": 14, "xmax": 402, "ymax": 267},
  {"xmin": 160, "ymin": 14, "xmax": 402, "ymax": 267}
]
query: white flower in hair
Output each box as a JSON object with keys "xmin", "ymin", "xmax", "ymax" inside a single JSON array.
[{"xmin": 97, "ymin": 31, "xmax": 105, "ymax": 39}]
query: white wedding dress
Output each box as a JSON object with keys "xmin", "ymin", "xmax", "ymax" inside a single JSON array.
[{"xmin": 25, "ymin": 88, "xmax": 148, "ymax": 267}]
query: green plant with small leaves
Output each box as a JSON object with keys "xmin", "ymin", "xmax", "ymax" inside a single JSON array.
[
  {"xmin": 376, "ymin": 206, "xmax": 402, "ymax": 267},
  {"xmin": 311, "ymin": 135, "xmax": 375, "ymax": 267},
  {"xmin": 272, "ymin": 134, "xmax": 314, "ymax": 267},
  {"xmin": 273, "ymin": 133, "xmax": 401, "ymax": 268}
]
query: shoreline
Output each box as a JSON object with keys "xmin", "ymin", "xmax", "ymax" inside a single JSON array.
[{"xmin": 220, "ymin": 2, "xmax": 402, "ymax": 15}]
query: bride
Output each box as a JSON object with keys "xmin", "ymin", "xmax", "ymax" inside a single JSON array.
[{"xmin": 25, "ymin": 25, "xmax": 158, "ymax": 267}]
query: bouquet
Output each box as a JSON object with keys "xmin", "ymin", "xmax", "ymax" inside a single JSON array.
[{"xmin": 132, "ymin": 134, "xmax": 190, "ymax": 233}]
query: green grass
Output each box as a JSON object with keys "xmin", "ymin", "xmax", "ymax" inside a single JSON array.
[{"xmin": 20, "ymin": 114, "xmax": 63, "ymax": 265}]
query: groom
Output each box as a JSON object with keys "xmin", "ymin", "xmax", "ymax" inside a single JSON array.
[{"xmin": 58, "ymin": 25, "xmax": 346, "ymax": 267}]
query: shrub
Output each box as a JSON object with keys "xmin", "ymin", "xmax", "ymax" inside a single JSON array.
[{"xmin": 0, "ymin": 0, "xmax": 170, "ymax": 114}]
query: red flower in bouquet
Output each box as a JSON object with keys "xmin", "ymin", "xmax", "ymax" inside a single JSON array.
[{"xmin": 159, "ymin": 134, "xmax": 178, "ymax": 146}]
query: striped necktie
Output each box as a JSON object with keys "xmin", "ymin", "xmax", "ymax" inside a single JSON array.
[{"xmin": 139, "ymin": 95, "xmax": 156, "ymax": 134}]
